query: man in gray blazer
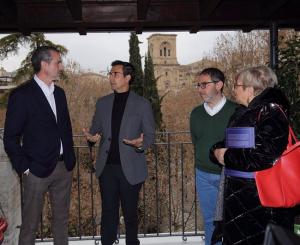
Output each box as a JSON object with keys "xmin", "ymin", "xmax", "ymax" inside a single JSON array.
[{"xmin": 83, "ymin": 60, "xmax": 155, "ymax": 245}]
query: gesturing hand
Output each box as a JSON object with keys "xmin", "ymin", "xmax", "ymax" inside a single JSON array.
[
  {"xmin": 123, "ymin": 133, "xmax": 144, "ymax": 148},
  {"xmin": 82, "ymin": 128, "xmax": 101, "ymax": 143}
]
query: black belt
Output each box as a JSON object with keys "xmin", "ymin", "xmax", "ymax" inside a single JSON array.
[{"xmin": 58, "ymin": 154, "xmax": 64, "ymax": 161}]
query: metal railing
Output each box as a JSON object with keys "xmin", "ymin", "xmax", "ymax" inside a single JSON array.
[
  {"xmin": 23, "ymin": 131, "xmax": 203, "ymax": 243},
  {"xmin": 0, "ymin": 76, "xmax": 15, "ymax": 86}
]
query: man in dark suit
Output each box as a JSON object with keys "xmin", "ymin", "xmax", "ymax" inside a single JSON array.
[
  {"xmin": 83, "ymin": 60, "xmax": 155, "ymax": 245},
  {"xmin": 3, "ymin": 46, "xmax": 76, "ymax": 245}
]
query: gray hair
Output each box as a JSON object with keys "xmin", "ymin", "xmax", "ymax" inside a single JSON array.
[
  {"xmin": 236, "ymin": 66, "xmax": 278, "ymax": 96},
  {"xmin": 31, "ymin": 46, "xmax": 60, "ymax": 73}
]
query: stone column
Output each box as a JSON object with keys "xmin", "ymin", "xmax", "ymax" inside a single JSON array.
[{"xmin": 0, "ymin": 130, "xmax": 21, "ymax": 245}]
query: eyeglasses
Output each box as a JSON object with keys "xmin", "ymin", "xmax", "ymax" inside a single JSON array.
[
  {"xmin": 195, "ymin": 81, "xmax": 216, "ymax": 89},
  {"xmin": 233, "ymin": 84, "xmax": 246, "ymax": 90},
  {"xmin": 107, "ymin": 71, "xmax": 124, "ymax": 77}
]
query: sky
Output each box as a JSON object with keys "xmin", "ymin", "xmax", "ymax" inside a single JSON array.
[{"xmin": 0, "ymin": 31, "xmax": 232, "ymax": 74}]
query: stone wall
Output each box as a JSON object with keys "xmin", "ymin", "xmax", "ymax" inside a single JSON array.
[
  {"xmin": 0, "ymin": 131, "xmax": 21, "ymax": 245},
  {"xmin": 147, "ymin": 34, "xmax": 206, "ymax": 94}
]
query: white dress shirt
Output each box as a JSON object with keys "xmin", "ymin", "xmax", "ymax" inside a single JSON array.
[
  {"xmin": 204, "ymin": 95, "xmax": 226, "ymax": 116},
  {"xmin": 34, "ymin": 75, "xmax": 63, "ymax": 154}
]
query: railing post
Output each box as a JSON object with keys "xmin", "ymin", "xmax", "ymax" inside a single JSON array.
[
  {"xmin": 167, "ymin": 132, "xmax": 172, "ymax": 235},
  {"xmin": 270, "ymin": 21, "xmax": 279, "ymax": 71},
  {"xmin": 180, "ymin": 143, "xmax": 187, "ymax": 241}
]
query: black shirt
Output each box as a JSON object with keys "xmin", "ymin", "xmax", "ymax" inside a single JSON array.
[{"xmin": 106, "ymin": 90, "xmax": 130, "ymax": 165}]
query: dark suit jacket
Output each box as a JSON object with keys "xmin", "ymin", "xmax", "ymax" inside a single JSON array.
[
  {"xmin": 3, "ymin": 79, "xmax": 76, "ymax": 178},
  {"xmin": 90, "ymin": 91, "xmax": 155, "ymax": 185}
]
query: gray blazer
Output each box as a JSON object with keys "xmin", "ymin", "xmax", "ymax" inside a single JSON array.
[{"xmin": 90, "ymin": 91, "xmax": 155, "ymax": 185}]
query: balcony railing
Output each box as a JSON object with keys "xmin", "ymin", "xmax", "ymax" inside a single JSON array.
[
  {"xmin": 18, "ymin": 131, "xmax": 204, "ymax": 243},
  {"xmin": 0, "ymin": 76, "xmax": 16, "ymax": 90}
]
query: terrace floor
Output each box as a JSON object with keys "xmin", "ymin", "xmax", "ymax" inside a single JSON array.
[{"xmin": 36, "ymin": 235, "xmax": 205, "ymax": 245}]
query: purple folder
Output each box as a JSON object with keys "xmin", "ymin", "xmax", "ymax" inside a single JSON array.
[{"xmin": 225, "ymin": 127, "xmax": 255, "ymax": 148}]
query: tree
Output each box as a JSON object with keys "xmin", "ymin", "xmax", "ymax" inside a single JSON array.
[
  {"xmin": 144, "ymin": 51, "xmax": 163, "ymax": 129},
  {"xmin": 277, "ymin": 32, "xmax": 300, "ymax": 136},
  {"xmin": 0, "ymin": 33, "xmax": 67, "ymax": 82},
  {"xmin": 211, "ymin": 31, "xmax": 269, "ymax": 91},
  {"xmin": 129, "ymin": 32, "xmax": 144, "ymax": 96}
]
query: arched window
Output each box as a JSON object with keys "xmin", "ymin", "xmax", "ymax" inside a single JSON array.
[{"xmin": 160, "ymin": 41, "xmax": 171, "ymax": 59}]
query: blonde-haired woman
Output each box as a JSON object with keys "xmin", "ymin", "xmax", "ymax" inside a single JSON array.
[{"xmin": 211, "ymin": 66, "xmax": 295, "ymax": 244}]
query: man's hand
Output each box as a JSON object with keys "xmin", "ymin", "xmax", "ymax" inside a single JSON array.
[
  {"xmin": 82, "ymin": 128, "xmax": 101, "ymax": 143},
  {"xmin": 123, "ymin": 133, "xmax": 144, "ymax": 148},
  {"xmin": 214, "ymin": 148, "xmax": 227, "ymax": 165}
]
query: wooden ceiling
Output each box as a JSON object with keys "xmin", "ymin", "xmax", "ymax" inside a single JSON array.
[{"xmin": 0, "ymin": 0, "xmax": 299, "ymax": 35}]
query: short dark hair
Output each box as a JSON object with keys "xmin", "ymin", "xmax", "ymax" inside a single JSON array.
[
  {"xmin": 199, "ymin": 68, "xmax": 225, "ymax": 84},
  {"xmin": 111, "ymin": 60, "xmax": 135, "ymax": 84},
  {"xmin": 31, "ymin": 46, "xmax": 60, "ymax": 73}
]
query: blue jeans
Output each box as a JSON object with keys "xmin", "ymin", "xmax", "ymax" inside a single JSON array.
[{"xmin": 196, "ymin": 168, "xmax": 221, "ymax": 245}]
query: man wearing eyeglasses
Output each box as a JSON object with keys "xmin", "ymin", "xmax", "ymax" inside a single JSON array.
[
  {"xmin": 190, "ymin": 68, "xmax": 237, "ymax": 245},
  {"xmin": 83, "ymin": 60, "xmax": 155, "ymax": 245}
]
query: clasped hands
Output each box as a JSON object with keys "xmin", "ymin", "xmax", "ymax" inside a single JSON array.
[{"xmin": 213, "ymin": 148, "xmax": 227, "ymax": 165}]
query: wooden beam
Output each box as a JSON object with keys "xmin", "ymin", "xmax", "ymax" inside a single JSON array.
[
  {"xmin": 65, "ymin": 0, "xmax": 82, "ymax": 21},
  {"xmin": 246, "ymin": 0, "xmax": 288, "ymax": 31},
  {"xmin": 77, "ymin": 21, "xmax": 87, "ymax": 35},
  {"xmin": 135, "ymin": 24, "xmax": 144, "ymax": 34},
  {"xmin": 13, "ymin": 0, "xmax": 32, "ymax": 35},
  {"xmin": 262, "ymin": 0, "xmax": 289, "ymax": 18},
  {"xmin": 198, "ymin": 0, "xmax": 222, "ymax": 19},
  {"xmin": 137, "ymin": 0, "xmax": 150, "ymax": 20},
  {"xmin": 189, "ymin": 25, "xmax": 201, "ymax": 33}
]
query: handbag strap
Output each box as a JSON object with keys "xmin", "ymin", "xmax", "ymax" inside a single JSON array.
[
  {"xmin": 288, "ymin": 126, "xmax": 298, "ymax": 144},
  {"xmin": 258, "ymin": 103, "xmax": 298, "ymax": 146}
]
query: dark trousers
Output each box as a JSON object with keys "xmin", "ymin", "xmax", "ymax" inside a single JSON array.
[
  {"xmin": 19, "ymin": 161, "xmax": 73, "ymax": 245},
  {"xmin": 99, "ymin": 164, "xmax": 143, "ymax": 245}
]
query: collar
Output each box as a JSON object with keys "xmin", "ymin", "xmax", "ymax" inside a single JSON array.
[
  {"xmin": 204, "ymin": 95, "xmax": 226, "ymax": 116},
  {"xmin": 34, "ymin": 74, "xmax": 55, "ymax": 96}
]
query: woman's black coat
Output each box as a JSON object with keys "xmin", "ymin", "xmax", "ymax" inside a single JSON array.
[{"xmin": 211, "ymin": 87, "xmax": 295, "ymax": 245}]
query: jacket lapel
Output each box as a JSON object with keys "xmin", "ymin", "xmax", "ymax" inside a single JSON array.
[
  {"xmin": 54, "ymin": 87, "xmax": 63, "ymax": 124},
  {"xmin": 122, "ymin": 91, "xmax": 134, "ymax": 119}
]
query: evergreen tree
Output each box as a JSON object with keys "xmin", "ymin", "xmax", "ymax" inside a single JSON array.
[
  {"xmin": 144, "ymin": 51, "xmax": 163, "ymax": 129},
  {"xmin": 0, "ymin": 33, "xmax": 67, "ymax": 106},
  {"xmin": 276, "ymin": 33, "xmax": 300, "ymax": 136},
  {"xmin": 129, "ymin": 32, "xmax": 144, "ymax": 96},
  {"xmin": 0, "ymin": 33, "xmax": 67, "ymax": 82}
]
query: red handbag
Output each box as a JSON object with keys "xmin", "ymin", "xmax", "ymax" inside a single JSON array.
[{"xmin": 255, "ymin": 125, "xmax": 300, "ymax": 208}]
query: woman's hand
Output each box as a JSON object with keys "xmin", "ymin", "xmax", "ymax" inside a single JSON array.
[{"xmin": 214, "ymin": 148, "xmax": 228, "ymax": 165}]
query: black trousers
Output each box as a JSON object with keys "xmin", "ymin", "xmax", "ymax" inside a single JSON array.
[{"xmin": 99, "ymin": 164, "xmax": 143, "ymax": 245}]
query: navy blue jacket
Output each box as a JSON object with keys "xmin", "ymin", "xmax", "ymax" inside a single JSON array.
[{"xmin": 3, "ymin": 79, "xmax": 76, "ymax": 178}]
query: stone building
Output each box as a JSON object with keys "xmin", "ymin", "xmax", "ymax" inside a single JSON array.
[{"xmin": 147, "ymin": 34, "xmax": 216, "ymax": 94}]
